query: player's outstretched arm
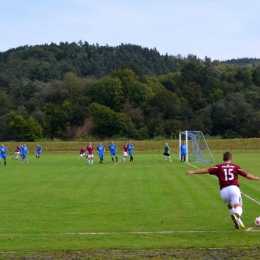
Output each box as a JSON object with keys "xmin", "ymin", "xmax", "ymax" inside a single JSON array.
[
  {"xmin": 245, "ymin": 173, "xmax": 260, "ymax": 181},
  {"xmin": 186, "ymin": 168, "xmax": 209, "ymax": 175}
]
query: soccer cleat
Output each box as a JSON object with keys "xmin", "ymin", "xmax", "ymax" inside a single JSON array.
[
  {"xmin": 237, "ymin": 217, "xmax": 245, "ymax": 229},
  {"xmin": 231, "ymin": 213, "xmax": 245, "ymax": 229},
  {"xmin": 231, "ymin": 213, "xmax": 239, "ymax": 229}
]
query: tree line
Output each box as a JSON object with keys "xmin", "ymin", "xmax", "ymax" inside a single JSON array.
[{"xmin": 0, "ymin": 41, "xmax": 260, "ymax": 141}]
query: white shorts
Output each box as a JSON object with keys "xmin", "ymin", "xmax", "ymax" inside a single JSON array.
[
  {"xmin": 220, "ymin": 185, "xmax": 242, "ymax": 205},
  {"xmin": 88, "ymin": 154, "xmax": 94, "ymax": 158},
  {"xmin": 15, "ymin": 152, "xmax": 20, "ymax": 155},
  {"xmin": 123, "ymin": 152, "xmax": 128, "ymax": 157}
]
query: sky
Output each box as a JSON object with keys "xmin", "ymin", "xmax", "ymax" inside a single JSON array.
[{"xmin": 1, "ymin": 0, "xmax": 259, "ymax": 61}]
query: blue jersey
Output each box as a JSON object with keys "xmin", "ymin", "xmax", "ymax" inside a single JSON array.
[
  {"xmin": 180, "ymin": 144, "xmax": 186, "ymax": 155},
  {"xmin": 127, "ymin": 143, "xmax": 134, "ymax": 156},
  {"xmin": 0, "ymin": 146, "xmax": 7, "ymax": 158},
  {"xmin": 96, "ymin": 145, "xmax": 105, "ymax": 158},
  {"xmin": 37, "ymin": 145, "xmax": 42, "ymax": 155},
  {"xmin": 109, "ymin": 144, "xmax": 117, "ymax": 156},
  {"xmin": 22, "ymin": 146, "xmax": 28, "ymax": 156}
]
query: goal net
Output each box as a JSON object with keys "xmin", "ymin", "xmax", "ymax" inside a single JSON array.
[{"xmin": 179, "ymin": 131, "xmax": 214, "ymax": 163}]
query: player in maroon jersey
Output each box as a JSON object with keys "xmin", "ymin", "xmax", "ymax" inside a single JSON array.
[
  {"xmin": 186, "ymin": 151, "xmax": 259, "ymax": 229},
  {"xmin": 78, "ymin": 146, "xmax": 86, "ymax": 159},
  {"xmin": 87, "ymin": 142, "xmax": 94, "ymax": 165},
  {"xmin": 122, "ymin": 142, "xmax": 128, "ymax": 163},
  {"xmin": 12, "ymin": 145, "xmax": 21, "ymax": 160}
]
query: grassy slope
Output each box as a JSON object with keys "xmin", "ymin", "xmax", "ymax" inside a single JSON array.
[{"xmin": 0, "ymin": 151, "xmax": 259, "ymax": 251}]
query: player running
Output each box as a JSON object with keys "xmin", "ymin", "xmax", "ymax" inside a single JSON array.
[
  {"xmin": 78, "ymin": 146, "xmax": 86, "ymax": 159},
  {"xmin": 96, "ymin": 142, "xmax": 105, "ymax": 164},
  {"xmin": 36, "ymin": 144, "xmax": 42, "ymax": 159},
  {"xmin": 127, "ymin": 141, "xmax": 134, "ymax": 162},
  {"xmin": 122, "ymin": 142, "xmax": 128, "ymax": 163},
  {"xmin": 20, "ymin": 143, "xmax": 29, "ymax": 163},
  {"xmin": 0, "ymin": 144, "xmax": 8, "ymax": 166},
  {"xmin": 12, "ymin": 144, "xmax": 21, "ymax": 160},
  {"xmin": 108, "ymin": 141, "xmax": 118, "ymax": 163},
  {"xmin": 186, "ymin": 151, "xmax": 260, "ymax": 229},
  {"xmin": 87, "ymin": 142, "xmax": 94, "ymax": 165}
]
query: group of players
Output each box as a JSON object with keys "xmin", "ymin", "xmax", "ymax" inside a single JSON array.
[
  {"xmin": 78, "ymin": 141, "xmax": 134, "ymax": 165},
  {"xmin": 1, "ymin": 139, "xmax": 260, "ymax": 230},
  {"xmin": 0, "ymin": 143, "xmax": 43, "ymax": 165},
  {"xmin": 163, "ymin": 140, "xmax": 187, "ymax": 163}
]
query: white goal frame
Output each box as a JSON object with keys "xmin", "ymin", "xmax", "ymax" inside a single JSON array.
[{"xmin": 179, "ymin": 130, "xmax": 214, "ymax": 163}]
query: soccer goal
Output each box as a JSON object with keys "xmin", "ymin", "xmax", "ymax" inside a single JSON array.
[{"xmin": 179, "ymin": 131, "xmax": 214, "ymax": 163}]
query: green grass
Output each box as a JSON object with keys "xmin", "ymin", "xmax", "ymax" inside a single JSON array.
[{"xmin": 0, "ymin": 151, "xmax": 260, "ymax": 251}]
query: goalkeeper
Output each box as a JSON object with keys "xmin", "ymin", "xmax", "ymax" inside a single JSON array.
[{"xmin": 163, "ymin": 142, "xmax": 172, "ymax": 162}]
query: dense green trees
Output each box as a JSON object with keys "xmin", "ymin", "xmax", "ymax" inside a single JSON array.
[
  {"xmin": 89, "ymin": 77, "xmax": 124, "ymax": 112},
  {"xmin": 6, "ymin": 112, "xmax": 42, "ymax": 141},
  {"xmin": 1, "ymin": 42, "xmax": 260, "ymax": 140}
]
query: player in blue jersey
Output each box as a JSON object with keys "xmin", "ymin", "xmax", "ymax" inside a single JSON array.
[
  {"xmin": 21, "ymin": 143, "xmax": 29, "ymax": 163},
  {"xmin": 36, "ymin": 144, "xmax": 42, "ymax": 159},
  {"xmin": 108, "ymin": 141, "xmax": 118, "ymax": 163},
  {"xmin": 0, "ymin": 144, "xmax": 8, "ymax": 166},
  {"xmin": 96, "ymin": 142, "xmax": 105, "ymax": 164},
  {"xmin": 127, "ymin": 141, "xmax": 134, "ymax": 162},
  {"xmin": 19, "ymin": 144, "xmax": 23, "ymax": 161},
  {"xmin": 180, "ymin": 140, "xmax": 186, "ymax": 162}
]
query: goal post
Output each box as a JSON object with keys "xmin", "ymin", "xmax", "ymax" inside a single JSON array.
[{"xmin": 179, "ymin": 131, "xmax": 214, "ymax": 163}]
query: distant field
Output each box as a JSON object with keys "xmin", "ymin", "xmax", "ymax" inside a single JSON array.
[
  {"xmin": 4, "ymin": 138, "xmax": 260, "ymax": 153},
  {"xmin": 0, "ymin": 151, "xmax": 260, "ymax": 255}
]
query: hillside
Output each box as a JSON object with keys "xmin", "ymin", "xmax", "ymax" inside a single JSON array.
[
  {"xmin": 221, "ymin": 57, "xmax": 260, "ymax": 66},
  {"xmin": 1, "ymin": 42, "xmax": 260, "ymax": 141},
  {"xmin": 0, "ymin": 42, "xmax": 191, "ymax": 82}
]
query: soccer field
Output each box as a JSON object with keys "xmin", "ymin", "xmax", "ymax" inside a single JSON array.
[{"xmin": 0, "ymin": 151, "xmax": 260, "ymax": 251}]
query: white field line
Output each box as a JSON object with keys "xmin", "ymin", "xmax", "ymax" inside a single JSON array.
[
  {"xmin": 1, "ymin": 229, "xmax": 260, "ymax": 237},
  {"xmin": 241, "ymin": 192, "xmax": 260, "ymax": 206},
  {"xmin": 174, "ymin": 155, "xmax": 260, "ymax": 206},
  {"xmin": 111, "ymin": 161, "xmax": 121, "ymax": 168}
]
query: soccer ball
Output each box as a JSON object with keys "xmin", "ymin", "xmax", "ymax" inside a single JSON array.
[{"xmin": 255, "ymin": 216, "xmax": 260, "ymax": 226}]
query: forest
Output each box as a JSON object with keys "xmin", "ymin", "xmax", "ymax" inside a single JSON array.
[{"xmin": 1, "ymin": 41, "xmax": 260, "ymax": 141}]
